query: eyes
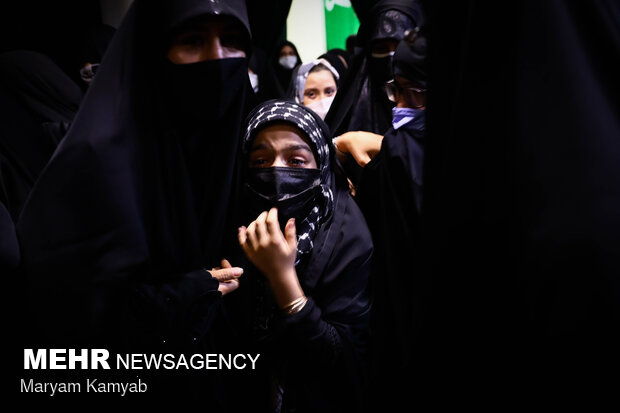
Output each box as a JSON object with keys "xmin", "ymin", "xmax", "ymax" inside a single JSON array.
[
  {"xmin": 249, "ymin": 151, "xmax": 313, "ymax": 168},
  {"xmin": 371, "ymin": 39, "xmax": 398, "ymax": 55},
  {"xmin": 176, "ymin": 33, "xmax": 204, "ymax": 48},
  {"xmin": 173, "ymin": 31, "xmax": 245, "ymax": 52},
  {"xmin": 219, "ymin": 32, "xmax": 247, "ymax": 51},
  {"xmin": 166, "ymin": 18, "xmax": 247, "ymax": 63},
  {"xmin": 304, "ymin": 87, "xmax": 336, "ymax": 101}
]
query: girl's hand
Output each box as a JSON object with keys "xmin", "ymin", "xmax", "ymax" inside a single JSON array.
[
  {"xmin": 238, "ymin": 208, "xmax": 305, "ymax": 309},
  {"xmin": 238, "ymin": 208, "xmax": 297, "ymax": 280}
]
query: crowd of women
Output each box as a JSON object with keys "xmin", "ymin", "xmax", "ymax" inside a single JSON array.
[{"xmin": 3, "ymin": 0, "xmax": 619, "ymax": 410}]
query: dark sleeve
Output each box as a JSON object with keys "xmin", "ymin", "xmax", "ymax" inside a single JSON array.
[
  {"xmin": 125, "ymin": 269, "xmax": 222, "ymax": 347},
  {"xmin": 275, "ymin": 195, "xmax": 372, "ymax": 366},
  {"xmin": 21, "ymin": 263, "xmax": 223, "ymax": 350},
  {"xmin": 361, "ymin": 126, "xmax": 424, "ymax": 214},
  {"xmin": 354, "ymin": 126, "xmax": 426, "ymax": 377}
]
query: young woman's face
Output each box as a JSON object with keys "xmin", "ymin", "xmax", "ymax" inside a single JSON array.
[
  {"xmin": 167, "ymin": 15, "xmax": 246, "ymax": 64},
  {"xmin": 248, "ymin": 124, "xmax": 318, "ymax": 169},
  {"xmin": 302, "ymin": 69, "xmax": 337, "ymax": 105}
]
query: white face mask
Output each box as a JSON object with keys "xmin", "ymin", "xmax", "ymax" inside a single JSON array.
[
  {"xmin": 248, "ymin": 72, "xmax": 259, "ymax": 93},
  {"xmin": 279, "ymin": 55, "xmax": 298, "ymax": 70},
  {"xmin": 305, "ymin": 95, "xmax": 335, "ymax": 120}
]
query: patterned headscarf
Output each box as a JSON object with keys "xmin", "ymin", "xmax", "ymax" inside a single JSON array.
[{"xmin": 242, "ymin": 100, "xmax": 334, "ymax": 266}]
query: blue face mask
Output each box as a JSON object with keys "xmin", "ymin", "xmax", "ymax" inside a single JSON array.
[{"xmin": 392, "ymin": 107, "xmax": 424, "ymax": 130}]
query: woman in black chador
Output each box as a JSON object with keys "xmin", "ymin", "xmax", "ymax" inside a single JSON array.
[
  {"xmin": 347, "ymin": 27, "xmax": 428, "ymax": 413},
  {"xmin": 325, "ymin": 0, "xmax": 423, "ymax": 187},
  {"xmin": 0, "ymin": 50, "xmax": 83, "ymax": 222},
  {"xmin": 260, "ymin": 40, "xmax": 303, "ymax": 100},
  {"xmin": 15, "ymin": 0, "xmax": 256, "ymax": 399},
  {"xmin": 325, "ymin": 0, "xmax": 423, "ymax": 138},
  {"xmin": 219, "ymin": 100, "xmax": 373, "ymax": 413}
]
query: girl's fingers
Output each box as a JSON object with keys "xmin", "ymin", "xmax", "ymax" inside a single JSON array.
[
  {"xmin": 255, "ymin": 211, "xmax": 269, "ymax": 245},
  {"xmin": 246, "ymin": 220, "xmax": 258, "ymax": 249},
  {"xmin": 266, "ymin": 207, "xmax": 280, "ymax": 237}
]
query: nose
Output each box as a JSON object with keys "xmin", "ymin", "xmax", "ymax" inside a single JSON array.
[
  {"xmin": 201, "ymin": 35, "xmax": 226, "ymax": 61},
  {"xmin": 272, "ymin": 157, "xmax": 288, "ymax": 167}
]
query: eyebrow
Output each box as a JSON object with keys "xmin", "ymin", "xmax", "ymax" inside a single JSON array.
[
  {"xmin": 250, "ymin": 142, "xmax": 313, "ymax": 153},
  {"xmin": 286, "ymin": 144, "xmax": 313, "ymax": 152}
]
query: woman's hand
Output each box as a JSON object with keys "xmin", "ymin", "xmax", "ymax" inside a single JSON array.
[
  {"xmin": 238, "ymin": 208, "xmax": 305, "ymax": 308},
  {"xmin": 208, "ymin": 258, "xmax": 242, "ymax": 295},
  {"xmin": 333, "ymin": 131, "xmax": 384, "ymax": 167}
]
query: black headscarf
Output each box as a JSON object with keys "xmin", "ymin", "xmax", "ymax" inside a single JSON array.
[
  {"xmin": 393, "ymin": 26, "xmax": 427, "ymax": 88},
  {"xmin": 16, "ymin": 0, "xmax": 256, "ymax": 351},
  {"xmin": 318, "ymin": 48, "xmax": 350, "ymax": 83},
  {"xmin": 0, "ymin": 50, "xmax": 83, "ymax": 221}
]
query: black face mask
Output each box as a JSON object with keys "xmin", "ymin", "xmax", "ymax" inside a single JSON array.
[
  {"xmin": 163, "ymin": 58, "xmax": 247, "ymax": 129},
  {"xmin": 244, "ymin": 167, "xmax": 322, "ymax": 229}
]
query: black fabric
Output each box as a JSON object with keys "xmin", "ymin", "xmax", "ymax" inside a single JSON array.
[
  {"xmin": 260, "ymin": 40, "xmax": 302, "ymax": 100},
  {"xmin": 0, "ymin": 199, "xmax": 19, "ymax": 271},
  {"xmin": 318, "ymin": 48, "xmax": 350, "ymax": 84},
  {"xmin": 0, "ymin": 50, "xmax": 83, "ymax": 221},
  {"xmin": 325, "ymin": 0, "xmax": 423, "ymax": 186},
  {"xmin": 72, "ymin": 23, "xmax": 116, "ymax": 89},
  {"xmin": 15, "ymin": 0, "xmax": 256, "ymax": 403},
  {"xmin": 218, "ymin": 103, "xmax": 373, "ymax": 413},
  {"xmin": 245, "ymin": 0, "xmax": 294, "ymax": 102},
  {"xmin": 355, "ymin": 113, "xmax": 425, "ymax": 413},
  {"xmin": 414, "ymin": 0, "xmax": 620, "ymax": 403},
  {"xmin": 393, "ymin": 26, "xmax": 427, "ymax": 88},
  {"xmin": 246, "ymin": 0, "xmax": 293, "ymax": 58}
]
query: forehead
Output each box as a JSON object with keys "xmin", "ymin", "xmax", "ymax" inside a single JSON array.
[
  {"xmin": 395, "ymin": 74, "xmax": 419, "ymax": 89},
  {"xmin": 305, "ymin": 70, "xmax": 337, "ymax": 88},
  {"xmin": 252, "ymin": 123, "xmax": 311, "ymax": 147},
  {"xmin": 170, "ymin": 14, "xmax": 244, "ymax": 35},
  {"xmin": 280, "ymin": 45, "xmax": 296, "ymax": 54}
]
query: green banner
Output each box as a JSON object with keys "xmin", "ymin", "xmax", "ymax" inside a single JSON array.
[{"xmin": 324, "ymin": 0, "xmax": 360, "ymax": 51}]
